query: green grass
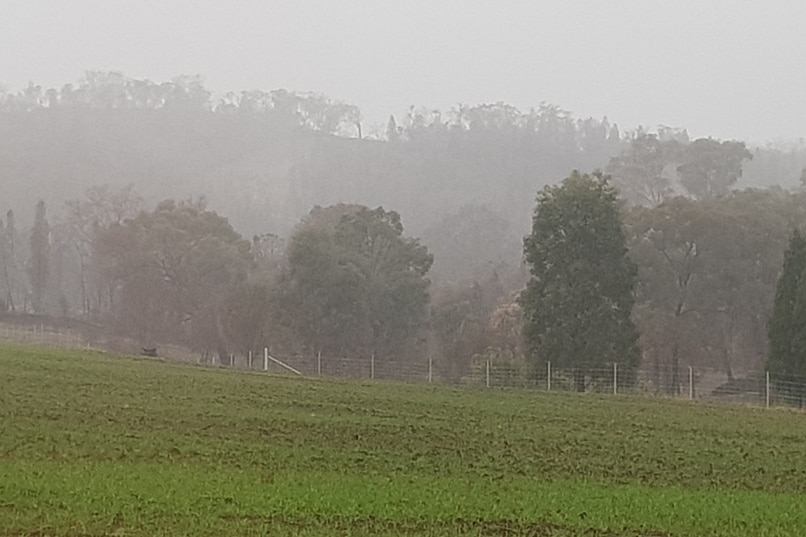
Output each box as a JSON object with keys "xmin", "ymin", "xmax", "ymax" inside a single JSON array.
[{"xmin": 1, "ymin": 344, "xmax": 806, "ymax": 536}]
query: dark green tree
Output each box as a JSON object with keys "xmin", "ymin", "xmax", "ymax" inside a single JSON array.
[
  {"xmin": 520, "ymin": 171, "xmax": 640, "ymax": 391},
  {"xmin": 767, "ymin": 229, "xmax": 806, "ymax": 405},
  {"xmin": 28, "ymin": 200, "xmax": 50, "ymax": 314}
]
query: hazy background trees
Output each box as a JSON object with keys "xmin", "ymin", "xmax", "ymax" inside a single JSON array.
[
  {"xmin": 27, "ymin": 200, "xmax": 49, "ymax": 314},
  {"xmin": 3, "ymin": 71, "xmax": 806, "ymax": 387},
  {"xmin": 606, "ymin": 133, "xmax": 752, "ymax": 206}
]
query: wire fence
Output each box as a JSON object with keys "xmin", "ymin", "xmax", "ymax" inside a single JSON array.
[{"xmin": 3, "ymin": 320, "xmax": 806, "ymax": 409}]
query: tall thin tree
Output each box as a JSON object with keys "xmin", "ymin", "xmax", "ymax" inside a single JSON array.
[
  {"xmin": 28, "ymin": 200, "xmax": 50, "ymax": 314},
  {"xmin": 767, "ymin": 229, "xmax": 806, "ymax": 406}
]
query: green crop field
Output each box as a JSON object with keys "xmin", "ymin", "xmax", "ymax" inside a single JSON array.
[{"xmin": 1, "ymin": 344, "xmax": 806, "ymax": 536}]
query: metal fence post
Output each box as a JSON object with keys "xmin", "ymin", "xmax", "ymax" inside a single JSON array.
[
  {"xmin": 486, "ymin": 360, "xmax": 490, "ymax": 388},
  {"xmin": 689, "ymin": 365, "xmax": 694, "ymax": 400},
  {"xmin": 428, "ymin": 356, "xmax": 433, "ymax": 383},
  {"xmin": 613, "ymin": 362, "xmax": 618, "ymax": 395},
  {"xmin": 263, "ymin": 347, "xmax": 268, "ymax": 371},
  {"xmin": 547, "ymin": 361, "xmax": 551, "ymax": 392},
  {"xmin": 371, "ymin": 353, "xmax": 375, "ymax": 380},
  {"xmin": 317, "ymin": 351, "xmax": 322, "ymax": 377},
  {"xmin": 766, "ymin": 371, "xmax": 770, "ymax": 408}
]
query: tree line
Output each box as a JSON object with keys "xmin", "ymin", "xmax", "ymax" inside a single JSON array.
[
  {"xmin": 2, "ymin": 176, "xmax": 806, "ymax": 395},
  {"xmin": 3, "ymin": 72, "xmax": 806, "ymax": 396}
]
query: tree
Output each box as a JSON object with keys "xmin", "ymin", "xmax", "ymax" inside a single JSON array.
[
  {"xmin": 520, "ymin": 171, "xmax": 640, "ymax": 391},
  {"xmin": 386, "ymin": 115, "xmax": 400, "ymax": 142},
  {"xmin": 430, "ymin": 277, "xmax": 503, "ymax": 382},
  {"xmin": 608, "ymin": 136, "xmax": 753, "ymax": 207},
  {"xmin": 93, "ymin": 199, "xmax": 251, "ymax": 352},
  {"xmin": 218, "ymin": 281, "xmax": 274, "ymax": 362},
  {"xmin": 63, "ymin": 185, "xmax": 143, "ymax": 318},
  {"xmin": 677, "ymin": 139, "xmax": 752, "ymax": 199},
  {"xmin": 606, "ymin": 134, "xmax": 683, "ymax": 207},
  {"xmin": 28, "ymin": 200, "xmax": 50, "ymax": 314},
  {"xmin": 0, "ymin": 219, "xmax": 8, "ymax": 312},
  {"xmin": 767, "ymin": 230, "xmax": 806, "ymax": 406},
  {"xmin": 0, "ymin": 211, "xmax": 21, "ymax": 312},
  {"xmin": 627, "ymin": 191, "xmax": 796, "ymax": 391},
  {"xmin": 277, "ymin": 206, "xmax": 432, "ymax": 362}
]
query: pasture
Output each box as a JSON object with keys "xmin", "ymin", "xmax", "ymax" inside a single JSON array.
[{"xmin": 1, "ymin": 343, "xmax": 805, "ymax": 536}]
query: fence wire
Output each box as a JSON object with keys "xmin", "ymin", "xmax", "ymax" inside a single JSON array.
[{"xmin": 3, "ymin": 321, "xmax": 806, "ymax": 409}]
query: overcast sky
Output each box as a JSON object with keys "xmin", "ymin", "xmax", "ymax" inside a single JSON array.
[{"xmin": 1, "ymin": 0, "xmax": 804, "ymax": 144}]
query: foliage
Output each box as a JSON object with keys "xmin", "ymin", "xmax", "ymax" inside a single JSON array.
[
  {"xmin": 27, "ymin": 200, "xmax": 49, "ymax": 314},
  {"xmin": 430, "ymin": 278, "xmax": 502, "ymax": 380},
  {"xmin": 217, "ymin": 280, "xmax": 275, "ymax": 360},
  {"xmin": 0, "ymin": 211, "xmax": 20, "ymax": 312},
  {"xmin": 607, "ymin": 135, "xmax": 753, "ymax": 206},
  {"xmin": 277, "ymin": 206, "xmax": 432, "ymax": 361},
  {"xmin": 520, "ymin": 171, "xmax": 640, "ymax": 390},
  {"xmin": 0, "ymin": 71, "xmax": 361, "ymax": 137},
  {"xmin": 92, "ymin": 199, "xmax": 251, "ymax": 350},
  {"xmin": 767, "ymin": 229, "xmax": 806, "ymax": 404},
  {"xmin": 676, "ymin": 138, "xmax": 752, "ymax": 199},
  {"xmin": 0, "ymin": 72, "xmax": 628, "ymax": 258},
  {"xmin": 3, "ymin": 344, "xmax": 806, "ymax": 536},
  {"xmin": 627, "ymin": 190, "xmax": 798, "ymax": 389},
  {"xmin": 606, "ymin": 134, "xmax": 684, "ymax": 206},
  {"xmin": 740, "ymin": 140, "xmax": 806, "ymax": 189},
  {"xmin": 62, "ymin": 185, "xmax": 143, "ymax": 318}
]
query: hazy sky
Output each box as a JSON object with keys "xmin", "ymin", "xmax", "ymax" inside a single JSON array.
[{"xmin": 2, "ymin": 1, "xmax": 804, "ymax": 143}]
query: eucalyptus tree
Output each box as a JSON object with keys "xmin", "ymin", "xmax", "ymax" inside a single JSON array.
[
  {"xmin": 277, "ymin": 205, "xmax": 432, "ymax": 361},
  {"xmin": 93, "ymin": 199, "xmax": 251, "ymax": 352}
]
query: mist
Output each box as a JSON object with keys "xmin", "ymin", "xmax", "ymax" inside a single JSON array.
[
  {"xmin": 2, "ymin": 1, "xmax": 805, "ymax": 143},
  {"xmin": 5, "ymin": 5, "xmax": 806, "ymax": 534},
  {"xmin": 2, "ymin": 1, "xmax": 806, "ymax": 386}
]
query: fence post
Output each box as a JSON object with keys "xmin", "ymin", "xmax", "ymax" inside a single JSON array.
[
  {"xmin": 428, "ymin": 356, "xmax": 433, "ymax": 383},
  {"xmin": 766, "ymin": 371, "xmax": 770, "ymax": 408},
  {"xmin": 547, "ymin": 361, "xmax": 551, "ymax": 391},
  {"xmin": 613, "ymin": 362, "xmax": 618, "ymax": 395},
  {"xmin": 689, "ymin": 365, "xmax": 694, "ymax": 400},
  {"xmin": 263, "ymin": 347, "xmax": 268, "ymax": 371},
  {"xmin": 248, "ymin": 350, "xmax": 252, "ymax": 369},
  {"xmin": 317, "ymin": 351, "xmax": 322, "ymax": 377},
  {"xmin": 486, "ymin": 360, "xmax": 490, "ymax": 388},
  {"xmin": 371, "ymin": 353, "xmax": 375, "ymax": 380}
]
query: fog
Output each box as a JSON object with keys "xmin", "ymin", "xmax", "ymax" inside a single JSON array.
[
  {"xmin": 2, "ymin": 0, "xmax": 805, "ymax": 143},
  {"xmin": 2, "ymin": 1, "xmax": 806, "ymax": 385},
  {"xmin": 8, "ymin": 7, "xmax": 806, "ymax": 537}
]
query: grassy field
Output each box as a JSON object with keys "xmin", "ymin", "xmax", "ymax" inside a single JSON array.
[{"xmin": 1, "ymin": 344, "xmax": 806, "ymax": 536}]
